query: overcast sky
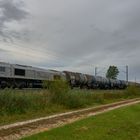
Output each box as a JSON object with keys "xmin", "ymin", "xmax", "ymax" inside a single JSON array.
[{"xmin": 0, "ymin": 0, "xmax": 140, "ymax": 82}]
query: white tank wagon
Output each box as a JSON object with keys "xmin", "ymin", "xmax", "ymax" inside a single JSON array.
[{"xmin": 0, "ymin": 62, "xmax": 65, "ymax": 89}]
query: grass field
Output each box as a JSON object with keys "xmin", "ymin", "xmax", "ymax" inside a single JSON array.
[
  {"xmin": 0, "ymin": 85, "xmax": 140, "ymax": 126},
  {"xmin": 22, "ymin": 103, "xmax": 140, "ymax": 140}
]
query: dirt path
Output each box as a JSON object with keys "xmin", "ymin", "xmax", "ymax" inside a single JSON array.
[{"xmin": 0, "ymin": 98, "xmax": 140, "ymax": 140}]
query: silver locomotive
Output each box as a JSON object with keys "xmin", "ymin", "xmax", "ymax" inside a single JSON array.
[{"xmin": 0, "ymin": 62, "xmax": 65, "ymax": 89}]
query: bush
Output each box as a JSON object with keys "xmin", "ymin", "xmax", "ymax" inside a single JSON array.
[
  {"xmin": 63, "ymin": 90, "xmax": 105, "ymax": 109},
  {"xmin": 43, "ymin": 79, "xmax": 70, "ymax": 104},
  {"xmin": 62, "ymin": 92, "xmax": 87, "ymax": 109},
  {"xmin": 125, "ymin": 85, "xmax": 140, "ymax": 96}
]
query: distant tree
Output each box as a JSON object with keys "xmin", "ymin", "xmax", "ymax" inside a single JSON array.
[{"xmin": 106, "ymin": 66, "xmax": 119, "ymax": 79}]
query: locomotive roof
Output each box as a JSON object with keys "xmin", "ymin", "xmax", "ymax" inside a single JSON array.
[{"xmin": 0, "ymin": 62, "xmax": 61, "ymax": 74}]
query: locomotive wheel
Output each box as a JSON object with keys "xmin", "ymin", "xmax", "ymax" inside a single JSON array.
[
  {"xmin": 1, "ymin": 81, "xmax": 7, "ymax": 89},
  {"xmin": 18, "ymin": 82, "xmax": 26, "ymax": 89}
]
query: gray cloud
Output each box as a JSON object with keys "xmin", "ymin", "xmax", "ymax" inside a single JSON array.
[
  {"xmin": 0, "ymin": 0, "xmax": 140, "ymax": 82},
  {"xmin": 0, "ymin": 0, "xmax": 29, "ymax": 42}
]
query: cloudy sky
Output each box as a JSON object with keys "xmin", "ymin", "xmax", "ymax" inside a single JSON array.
[{"xmin": 0, "ymin": 0, "xmax": 140, "ymax": 82}]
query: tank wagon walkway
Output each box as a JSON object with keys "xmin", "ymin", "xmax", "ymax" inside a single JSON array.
[{"xmin": 0, "ymin": 98, "xmax": 140, "ymax": 140}]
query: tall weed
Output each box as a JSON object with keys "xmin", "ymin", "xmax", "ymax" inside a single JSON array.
[{"xmin": 0, "ymin": 84, "xmax": 140, "ymax": 115}]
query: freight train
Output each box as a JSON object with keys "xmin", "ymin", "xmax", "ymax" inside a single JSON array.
[{"xmin": 0, "ymin": 62, "xmax": 128, "ymax": 89}]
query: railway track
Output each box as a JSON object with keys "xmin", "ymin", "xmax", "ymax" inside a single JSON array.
[{"xmin": 0, "ymin": 98, "xmax": 140, "ymax": 140}]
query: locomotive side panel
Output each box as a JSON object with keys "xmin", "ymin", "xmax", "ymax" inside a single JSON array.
[{"xmin": 0, "ymin": 62, "xmax": 11, "ymax": 78}]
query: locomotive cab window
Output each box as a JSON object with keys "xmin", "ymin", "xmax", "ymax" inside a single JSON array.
[
  {"xmin": 15, "ymin": 68, "xmax": 25, "ymax": 76},
  {"xmin": 0, "ymin": 66, "xmax": 5, "ymax": 72}
]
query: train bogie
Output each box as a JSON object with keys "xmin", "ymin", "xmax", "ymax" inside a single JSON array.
[{"xmin": 85, "ymin": 74, "xmax": 94, "ymax": 88}]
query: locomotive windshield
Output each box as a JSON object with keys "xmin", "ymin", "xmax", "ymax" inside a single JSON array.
[{"xmin": 0, "ymin": 66, "xmax": 5, "ymax": 72}]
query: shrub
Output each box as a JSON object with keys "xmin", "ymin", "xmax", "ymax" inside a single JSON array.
[
  {"xmin": 61, "ymin": 90, "xmax": 105, "ymax": 109},
  {"xmin": 43, "ymin": 79, "xmax": 70, "ymax": 104},
  {"xmin": 62, "ymin": 92, "xmax": 87, "ymax": 109},
  {"xmin": 125, "ymin": 85, "xmax": 140, "ymax": 96}
]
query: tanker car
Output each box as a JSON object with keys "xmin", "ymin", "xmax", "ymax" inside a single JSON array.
[{"xmin": 63, "ymin": 71, "xmax": 127, "ymax": 89}]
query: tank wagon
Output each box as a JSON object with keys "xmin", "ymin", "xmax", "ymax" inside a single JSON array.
[
  {"xmin": 0, "ymin": 62, "xmax": 127, "ymax": 89},
  {"xmin": 63, "ymin": 71, "xmax": 127, "ymax": 89},
  {"xmin": 128, "ymin": 81, "xmax": 140, "ymax": 87}
]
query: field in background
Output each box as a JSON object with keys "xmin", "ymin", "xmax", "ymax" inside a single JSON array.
[
  {"xmin": 22, "ymin": 103, "xmax": 140, "ymax": 140},
  {"xmin": 0, "ymin": 84, "xmax": 140, "ymax": 125}
]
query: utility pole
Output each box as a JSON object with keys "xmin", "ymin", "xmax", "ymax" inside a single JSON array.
[
  {"xmin": 126, "ymin": 65, "xmax": 128, "ymax": 83},
  {"xmin": 95, "ymin": 67, "xmax": 97, "ymax": 76},
  {"xmin": 135, "ymin": 77, "xmax": 136, "ymax": 86}
]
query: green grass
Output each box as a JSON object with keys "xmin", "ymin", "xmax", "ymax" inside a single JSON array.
[
  {"xmin": 0, "ymin": 85, "xmax": 140, "ymax": 126},
  {"xmin": 22, "ymin": 103, "xmax": 140, "ymax": 140}
]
